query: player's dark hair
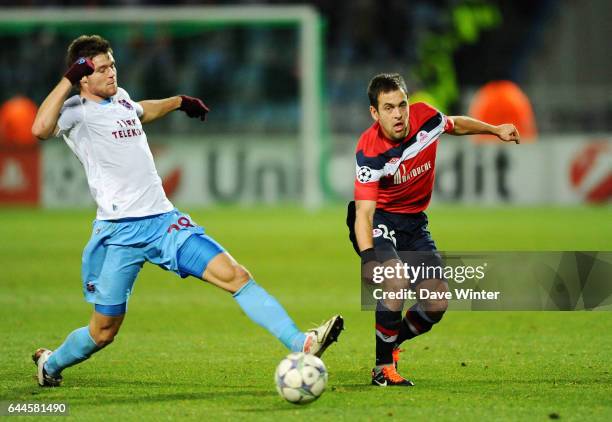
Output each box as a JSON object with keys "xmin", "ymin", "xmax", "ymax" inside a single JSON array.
[
  {"xmin": 66, "ymin": 35, "xmax": 112, "ymax": 68},
  {"xmin": 367, "ymin": 73, "xmax": 408, "ymax": 109}
]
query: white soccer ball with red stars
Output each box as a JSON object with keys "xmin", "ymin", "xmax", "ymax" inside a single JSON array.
[{"xmin": 274, "ymin": 352, "xmax": 328, "ymax": 404}]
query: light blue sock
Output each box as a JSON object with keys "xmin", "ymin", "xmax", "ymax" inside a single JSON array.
[
  {"xmin": 44, "ymin": 326, "xmax": 99, "ymax": 376},
  {"xmin": 233, "ymin": 280, "xmax": 306, "ymax": 352}
]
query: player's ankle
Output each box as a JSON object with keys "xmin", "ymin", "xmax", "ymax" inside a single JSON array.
[{"xmin": 375, "ymin": 363, "xmax": 394, "ymax": 371}]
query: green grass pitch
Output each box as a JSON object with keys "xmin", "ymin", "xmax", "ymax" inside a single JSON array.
[{"xmin": 0, "ymin": 205, "xmax": 610, "ymax": 420}]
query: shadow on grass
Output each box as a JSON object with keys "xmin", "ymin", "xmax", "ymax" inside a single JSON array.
[
  {"xmin": 330, "ymin": 383, "xmax": 371, "ymax": 391},
  {"xmin": 9, "ymin": 384, "xmax": 317, "ymax": 413},
  {"xmin": 8, "ymin": 377, "xmax": 279, "ymax": 404},
  {"xmin": 236, "ymin": 406, "xmax": 310, "ymax": 413},
  {"xmin": 13, "ymin": 388, "xmax": 278, "ymax": 403}
]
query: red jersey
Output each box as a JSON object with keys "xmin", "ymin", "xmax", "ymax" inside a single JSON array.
[{"xmin": 353, "ymin": 102, "xmax": 454, "ymax": 213}]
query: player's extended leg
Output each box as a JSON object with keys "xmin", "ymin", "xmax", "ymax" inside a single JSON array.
[
  {"xmin": 203, "ymin": 252, "xmax": 307, "ymax": 352},
  {"xmin": 33, "ymin": 308, "xmax": 125, "ymax": 387},
  {"xmin": 176, "ymin": 234, "xmax": 343, "ymax": 356}
]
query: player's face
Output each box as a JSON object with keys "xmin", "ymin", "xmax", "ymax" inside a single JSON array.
[
  {"xmin": 370, "ymin": 89, "xmax": 410, "ymax": 142},
  {"xmin": 81, "ymin": 52, "xmax": 118, "ymax": 99}
]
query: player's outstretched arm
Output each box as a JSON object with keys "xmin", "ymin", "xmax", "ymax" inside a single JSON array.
[
  {"xmin": 138, "ymin": 96, "xmax": 181, "ymax": 124},
  {"xmin": 32, "ymin": 58, "xmax": 94, "ymax": 140},
  {"xmin": 448, "ymin": 115, "xmax": 520, "ymax": 144},
  {"xmin": 138, "ymin": 95, "xmax": 209, "ymax": 124}
]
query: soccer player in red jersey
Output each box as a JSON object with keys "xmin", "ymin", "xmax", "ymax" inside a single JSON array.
[{"xmin": 347, "ymin": 73, "xmax": 520, "ymax": 386}]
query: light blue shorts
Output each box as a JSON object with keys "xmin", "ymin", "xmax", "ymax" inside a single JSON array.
[{"xmin": 81, "ymin": 209, "xmax": 224, "ymax": 306}]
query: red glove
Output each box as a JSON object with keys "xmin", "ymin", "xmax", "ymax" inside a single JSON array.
[
  {"xmin": 179, "ymin": 95, "xmax": 209, "ymax": 121},
  {"xmin": 64, "ymin": 57, "xmax": 95, "ymax": 85}
]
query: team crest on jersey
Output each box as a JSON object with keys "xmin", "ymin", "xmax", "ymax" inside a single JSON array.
[
  {"xmin": 417, "ymin": 130, "xmax": 429, "ymax": 144},
  {"xmin": 357, "ymin": 166, "xmax": 373, "ymax": 183},
  {"xmin": 86, "ymin": 282, "xmax": 95, "ymax": 293},
  {"xmin": 118, "ymin": 99, "xmax": 133, "ymax": 110},
  {"xmin": 372, "ymin": 228, "xmax": 383, "ymax": 237}
]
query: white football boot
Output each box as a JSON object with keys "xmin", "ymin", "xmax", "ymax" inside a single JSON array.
[
  {"xmin": 302, "ymin": 315, "xmax": 344, "ymax": 357},
  {"xmin": 32, "ymin": 348, "xmax": 62, "ymax": 387}
]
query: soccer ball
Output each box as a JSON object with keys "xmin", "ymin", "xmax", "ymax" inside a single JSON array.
[{"xmin": 274, "ymin": 352, "xmax": 328, "ymax": 404}]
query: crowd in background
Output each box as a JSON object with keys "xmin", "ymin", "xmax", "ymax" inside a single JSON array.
[{"xmin": 1, "ymin": 0, "xmax": 610, "ymax": 134}]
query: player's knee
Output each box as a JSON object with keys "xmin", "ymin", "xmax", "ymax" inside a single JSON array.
[
  {"xmin": 92, "ymin": 332, "xmax": 115, "ymax": 348},
  {"xmin": 227, "ymin": 265, "xmax": 251, "ymax": 293},
  {"xmin": 421, "ymin": 282, "xmax": 449, "ymax": 316},
  {"xmin": 428, "ymin": 296, "xmax": 449, "ymax": 315},
  {"xmin": 419, "ymin": 300, "xmax": 447, "ymax": 326},
  {"xmin": 214, "ymin": 261, "xmax": 251, "ymax": 292},
  {"xmin": 92, "ymin": 327, "xmax": 119, "ymax": 348},
  {"xmin": 426, "ymin": 303, "xmax": 447, "ymax": 324}
]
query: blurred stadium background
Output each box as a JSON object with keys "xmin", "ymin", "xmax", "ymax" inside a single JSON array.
[{"xmin": 0, "ymin": 0, "xmax": 610, "ymax": 209}]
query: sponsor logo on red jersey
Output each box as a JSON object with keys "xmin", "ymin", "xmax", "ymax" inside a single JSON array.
[{"xmin": 393, "ymin": 161, "xmax": 432, "ymax": 185}]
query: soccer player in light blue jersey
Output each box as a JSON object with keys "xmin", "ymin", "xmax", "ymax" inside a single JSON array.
[{"xmin": 30, "ymin": 35, "xmax": 343, "ymax": 387}]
